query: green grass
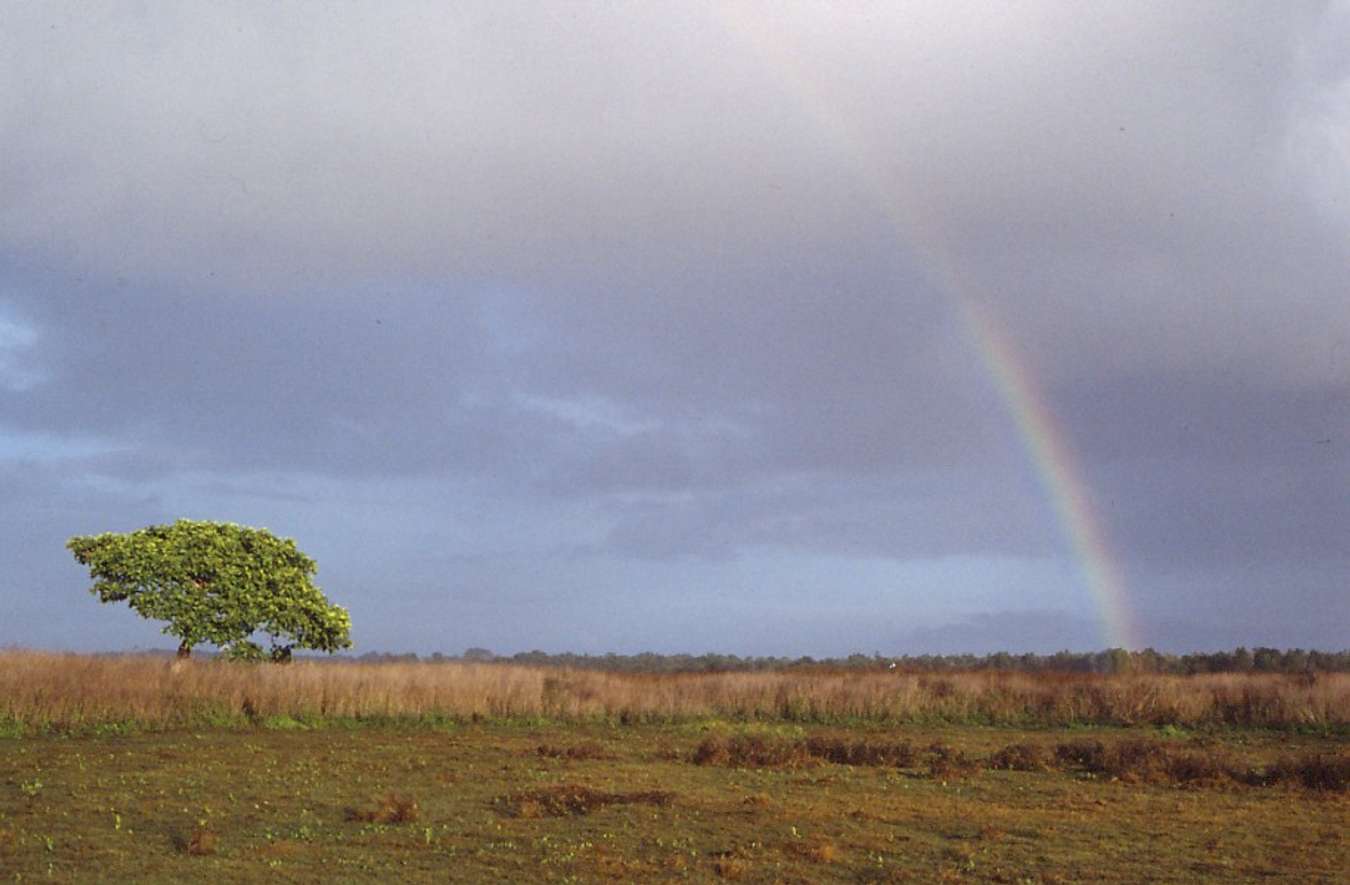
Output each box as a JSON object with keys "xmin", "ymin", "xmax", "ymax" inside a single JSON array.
[{"xmin": 0, "ymin": 721, "xmax": 1345, "ymax": 882}]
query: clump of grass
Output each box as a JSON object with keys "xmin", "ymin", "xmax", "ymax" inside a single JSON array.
[
  {"xmin": 1054, "ymin": 739, "xmax": 1107, "ymax": 771},
  {"xmin": 1162, "ymin": 749, "xmax": 1233, "ymax": 786},
  {"xmin": 695, "ymin": 734, "xmax": 917, "ymax": 769},
  {"xmin": 1108, "ymin": 738, "xmax": 1172, "ymax": 782},
  {"xmin": 184, "ymin": 828, "xmax": 217, "ymax": 856},
  {"xmin": 346, "ymin": 793, "xmax": 420, "ymax": 823},
  {"xmin": 786, "ymin": 838, "xmax": 838, "ymax": 863},
  {"xmin": 496, "ymin": 784, "xmax": 675, "ymax": 818},
  {"xmin": 978, "ymin": 824, "xmax": 1007, "ymax": 842},
  {"xmin": 988, "ymin": 742, "xmax": 1048, "ymax": 772},
  {"xmin": 1052, "ymin": 738, "xmax": 1241, "ymax": 786},
  {"xmin": 1055, "ymin": 738, "xmax": 1172, "ymax": 780},
  {"xmin": 693, "ymin": 732, "xmax": 1333, "ymax": 789},
  {"xmin": 925, "ymin": 742, "xmax": 979, "ymax": 779},
  {"xmin": 691, "ymin": 736, "xmax": 733, "ymax": 766},
  {"xmin": 652, "ymin": 743, "xmax": 683, "ymax": 762},
  {"xmin": 1046, "ymin": 739, "xmax": 1350, "ymax": 790},
  {"xmin": 1266, "ymin": 752, "xmax": 1350, "ymax": 791},
  {"xmin": 692, "ymin": 734, "xmax": 813, "ymax": 768},
  {"xmin": 535, "ymin": 741, "xmax": 611, "ymax": 760},
  {"xmin": 711, "ymin": 854, "xmax": 751, "ymax": 879},
  {"xmin": 804, "ymin": 736, "xmax": 915, "ymax": 767}
]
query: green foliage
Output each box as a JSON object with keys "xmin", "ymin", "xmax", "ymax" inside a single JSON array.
[
  {"xmin": 67, "ymin": 519, "xmax": 351, "ymax": 659},
  {"xmin": 222, "ymin": 641, "xmax": 267, "ymax": 663}
]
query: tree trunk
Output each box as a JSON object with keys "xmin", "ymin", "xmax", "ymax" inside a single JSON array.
[{"xmin": 177, "ymin": 641, "xmax": 192, "ymax": 659}]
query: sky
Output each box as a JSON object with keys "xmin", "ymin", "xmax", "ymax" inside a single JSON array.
[{"xmin": 1, "ymin": 2, "xmax": 1347, "ymax": 657}]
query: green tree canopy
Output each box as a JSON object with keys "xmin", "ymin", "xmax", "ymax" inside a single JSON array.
[{"xmin": 67, "ymin": 519, "xmax": 352, "ymax": 660}]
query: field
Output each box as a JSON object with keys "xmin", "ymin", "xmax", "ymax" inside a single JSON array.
[{"xmin": 1, "ymin": 654, "xmax": 1347, "ymax": 882}]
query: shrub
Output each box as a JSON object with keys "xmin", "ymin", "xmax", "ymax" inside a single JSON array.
[
  {"xmin": 696, "ymin": 734, "xmax": 917, "ymax": 769},
  {"xmin": 184, "ymin": 828, "xmax": 217, "ymax": 856},
  {"xmin": 536, "ymin": 741, "xmax": 610, "ymax": 760},
  {"xmin": 785, "ymin": 838, "xmax": 838, "ymax": 863},
  {"xmin": 692, "ymin": 735, "xmax": 812, "ymax": 768},
  {"xmin": 1109, "ymin": 738, "xmax": 1171, "ymax": 780},
  {"xmin": 692, "ymin": 736, "xmax": 731, "ymax": 766},
  {"xmin": 804, "ymin": 737, "xmax": 915, "ymax": 767},
  {"xmin": 495, "ymin": 784, "xmax": 675, "ymax": 817},
  {"xmin": 1055, "ymin": 739, "xmax": 1107, "ymax": 772},
  {"xmin": 346, "ymin": 793, "xmax": 420, "ymax": 823},
  {"xmin": 988, "ymin": 742, "xmax": 1048, "ymax": 772},
  {"xmin": 1162, "ymin": 750, "xmax": 1233, "ymax": 786},
  {"xmin": 1268, "ymin": 753, "xmax": 1350, "ymax": 791},
  {"xmin": 925, "ymin": 742, "xmax": 978, "ymax": 779}
]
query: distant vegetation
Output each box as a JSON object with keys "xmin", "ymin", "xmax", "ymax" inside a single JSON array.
[{"xmin": 354, "ymin": 645, "xmax": 1350, "ymax": 675}]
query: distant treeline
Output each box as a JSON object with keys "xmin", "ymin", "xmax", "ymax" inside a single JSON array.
[{"xmin": 344, "ymin": 646, "xmax": 1350, "ymax": 675}]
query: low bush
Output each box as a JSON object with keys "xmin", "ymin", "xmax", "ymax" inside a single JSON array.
[
  {"xmin": 345, "ymin": 793, "xmax": 420, "ymax": 823},
  {"xmin": 184, "ymin": 828, "xmax": 218, "ymax": 856},
  {"xmin": 1054, "ymin": 739, "xmax": 1107, "ymax": 772},
  {"xmin": 695, "ymin": 734, "xmax": 919, "ymax": 769},
  {"xmin": 496, "ymin": 784, "xmax": 675, "ymax": 817},
  {"xmin": 925, "ymin": 742, "xmax": 979, "ymax": 779},
  {"xmin": 988, "ymin": 742, "xmax": 1048, "ymax": 772},
  {"xmin": 692, "ymin": 735, "xmax": 814, "ymax": 768},
  {"xmin": 1161, "ymin": 750, "xmax": 1233, "ymax": 786},
  {"xmin": 804, "ymin": 737, "xmax": 916, "ymax": 767},
  {"xmin": 1109, "ymin": 738, "xmax": 1172, "ymax": 782},
  {"xmin": 535, "ymin": 741, "xmax": 611, "ymax": 760},
  {"xmin": 1266, "ymin": 752, "xmax": 1350, "ymax": 791}
]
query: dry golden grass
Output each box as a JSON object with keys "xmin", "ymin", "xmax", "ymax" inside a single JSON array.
[{"xmin": 1, "ymin": 651, "xmax": 1347, "ymax": 731}]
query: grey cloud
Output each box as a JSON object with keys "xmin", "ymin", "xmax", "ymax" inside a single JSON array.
[
  {"xmin": 1, "ymin": 2, "xmax": 1347, "ymax": 653},
  {"xmin": 0, "ymin": 3, "xmax": 858, "ymax": 289},
  {"xmin": 597, "ymin": 470, "xmax": 1058, "ymax": 563},
  {"xmin": 896, "ymin": 610, "xmax": 1105, "ymax": 656},
  {"xmin": 3, "ymin": 278, "xmax": 576, "ymax": 477}
]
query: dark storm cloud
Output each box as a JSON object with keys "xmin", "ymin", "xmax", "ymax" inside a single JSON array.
[{"xmin": 1, "ymin": 2, "xmax": 1346, "ymax": 652}]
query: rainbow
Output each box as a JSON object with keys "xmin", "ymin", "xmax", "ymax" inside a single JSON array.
[
  {"xmin": 715, "ymin": 7, "xmax": 1140, "ymax": 649},
  {"xmin": 959, "ymin": 300, "xmax": 1139, "ymax": 650}
]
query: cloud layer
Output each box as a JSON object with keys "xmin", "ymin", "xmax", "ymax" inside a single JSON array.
[{"xmin": 2, "ymin": 2, "xmax": 1347, "ymax": 654}]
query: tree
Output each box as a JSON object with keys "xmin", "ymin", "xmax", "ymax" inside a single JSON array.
[{"xmin": 67, "ymin": 519, "xmax": 352, "ymax": 661}]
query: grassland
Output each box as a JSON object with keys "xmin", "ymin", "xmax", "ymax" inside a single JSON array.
[
  {"xmin": 1, "ymin": 654, "xmax": 1346, "ymax": 882},
  {"xmin": 3, "ymin": 652, "xmax": 1347, "ymax": 732}
]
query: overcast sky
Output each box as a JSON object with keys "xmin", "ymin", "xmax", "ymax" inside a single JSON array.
[{"xmin": 2, "ymin": 2, "xmax": 1346, "ymax": 656}]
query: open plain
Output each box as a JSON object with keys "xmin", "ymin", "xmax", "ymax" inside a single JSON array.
[{"xmin": 1, "ymin": 654, "xmax": 1346, "ymax": 882}]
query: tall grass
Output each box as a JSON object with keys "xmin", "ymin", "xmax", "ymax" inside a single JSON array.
[{"xmin": 1, "ymin": 651, "xmax": 1346, "ymax": 732}]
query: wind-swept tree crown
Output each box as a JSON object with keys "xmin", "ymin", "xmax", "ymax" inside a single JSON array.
[{"xmin": 67, "ymin": 519, "xmax": 351, "ymax": 659}]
